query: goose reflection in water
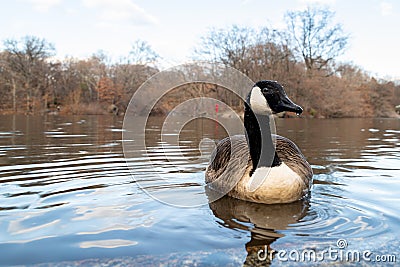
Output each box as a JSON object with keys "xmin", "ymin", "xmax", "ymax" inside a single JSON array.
[{"xmin": 208, "ymin": 194, "xmax": 309, "ymax": 265}]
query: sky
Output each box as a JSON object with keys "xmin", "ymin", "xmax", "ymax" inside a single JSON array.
[{"xmin": 0, "ymin": 0, "xmax": 399, "ymax": 79}]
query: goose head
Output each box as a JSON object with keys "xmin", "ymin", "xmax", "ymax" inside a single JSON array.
[{"xmin": 247, "ymin": 80, "xmax": 303, "ymax": 115}]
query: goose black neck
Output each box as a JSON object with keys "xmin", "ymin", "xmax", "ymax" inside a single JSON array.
[{"xmin": 244, "ymin": 103, "xmax": 281, "ymax": 173}]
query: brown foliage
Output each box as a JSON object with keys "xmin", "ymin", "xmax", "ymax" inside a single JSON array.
[
  {"xmin": 0, "ymin": 28, "xmax": 398, "ymax": 118},
  {"xmin": 96, "ymin": 77, "xmax": 122, "ymax": 105},
  {"xmin": 150, "ymin": 83, "xmax": 237, "ymax": 115},
  {"xmin": 194, "ymin": 19, "xmax": 398, "ymax": 118}
]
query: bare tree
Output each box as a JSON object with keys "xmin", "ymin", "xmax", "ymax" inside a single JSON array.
[
  {"xmin": 285, "ymin": 6, "xmax": 349, "ymax": 73},
  {"xmin": 248, "ymin": 28, "xmax": 295, "ymax": 81},
  {"xmin": 129, "ymin": 40, "xmax": 159, "ymax": 65},
  {"xmin": 194, "ymin": 25, "xmax": 255, "ymax": 75},
  {"xmin": 3, "ymin": 36, "xmax": 55, "ymax": 112},
  {"xmin": 194, "ymin": 25, "xmax": 296, "ymax": 82},
  {"xmin": 0, "ymin": 52, "xmax": 19, "ymax": 111}
]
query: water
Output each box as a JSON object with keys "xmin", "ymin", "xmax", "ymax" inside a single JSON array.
[{"xmin": 0, "ymin": 115, "xmax": 399, "ymax": 266}]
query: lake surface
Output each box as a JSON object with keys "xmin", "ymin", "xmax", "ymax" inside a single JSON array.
[{"xmin": 0, "ymin": 115, "xmax": 399, "ymax": 266}]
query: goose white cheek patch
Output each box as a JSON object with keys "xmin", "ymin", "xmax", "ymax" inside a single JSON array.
[{"xmin": 249, "ymin": 86, "xmax": 272, "ymax": 115}]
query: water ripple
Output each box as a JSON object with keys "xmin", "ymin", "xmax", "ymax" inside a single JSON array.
[{"xmin": 0, "ymin": 116, "xmax": 399, "ymax": 266}]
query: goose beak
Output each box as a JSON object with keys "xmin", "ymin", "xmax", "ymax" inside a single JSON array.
[{"xmin": 278, "ymin": 95, "xmax": 303, "ymax": 115}]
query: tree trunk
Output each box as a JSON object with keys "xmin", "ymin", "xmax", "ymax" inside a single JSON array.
[
  {"xmin": 26, "ymin": 92, "xmax": 30, "ymax": 113},
  {"xmin": 11, "ymin": 77, "xmax": 17, "ymax": 112}
]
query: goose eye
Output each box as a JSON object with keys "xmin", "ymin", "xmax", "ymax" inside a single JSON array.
[{"xmin": 262, "ymin": 88, "xmax": 270, "ymax": 94}]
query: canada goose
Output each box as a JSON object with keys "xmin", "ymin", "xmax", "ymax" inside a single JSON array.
[{"xmin": 205, "ymin": 80, "xmax": 313, "ymax": 204}]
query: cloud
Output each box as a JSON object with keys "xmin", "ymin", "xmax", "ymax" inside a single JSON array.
[
  {"xmin": 27, "ymin": 0, "xmax": 62, "ymax": 12},
  {"xmin": 298, "ymin": 0, "xmax": 336, "ymax": 5},
  {"xmin": 241, "ymin": 0, "xmax": 253, "ymax": 5},
  {"xmin": 380, "ymin": 1, "xmax": 393, "ymax": 16},
  {"xmin": 82, "ymin": 0, "xmax": 158, "ymax": 26}
]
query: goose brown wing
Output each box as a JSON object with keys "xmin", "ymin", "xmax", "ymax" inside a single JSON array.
[
  {"xmin": 274, "ymin": 135, "xmax": 313, "ymax": 188},
  {"xmin": 205, "ymin": 135, "xmax": 251, "ymax": 186}
]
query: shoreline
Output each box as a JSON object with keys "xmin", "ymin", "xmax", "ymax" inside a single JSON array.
[{"xmin": 0, "ymin": 110, "xmax": 398, "ymax": 119}]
